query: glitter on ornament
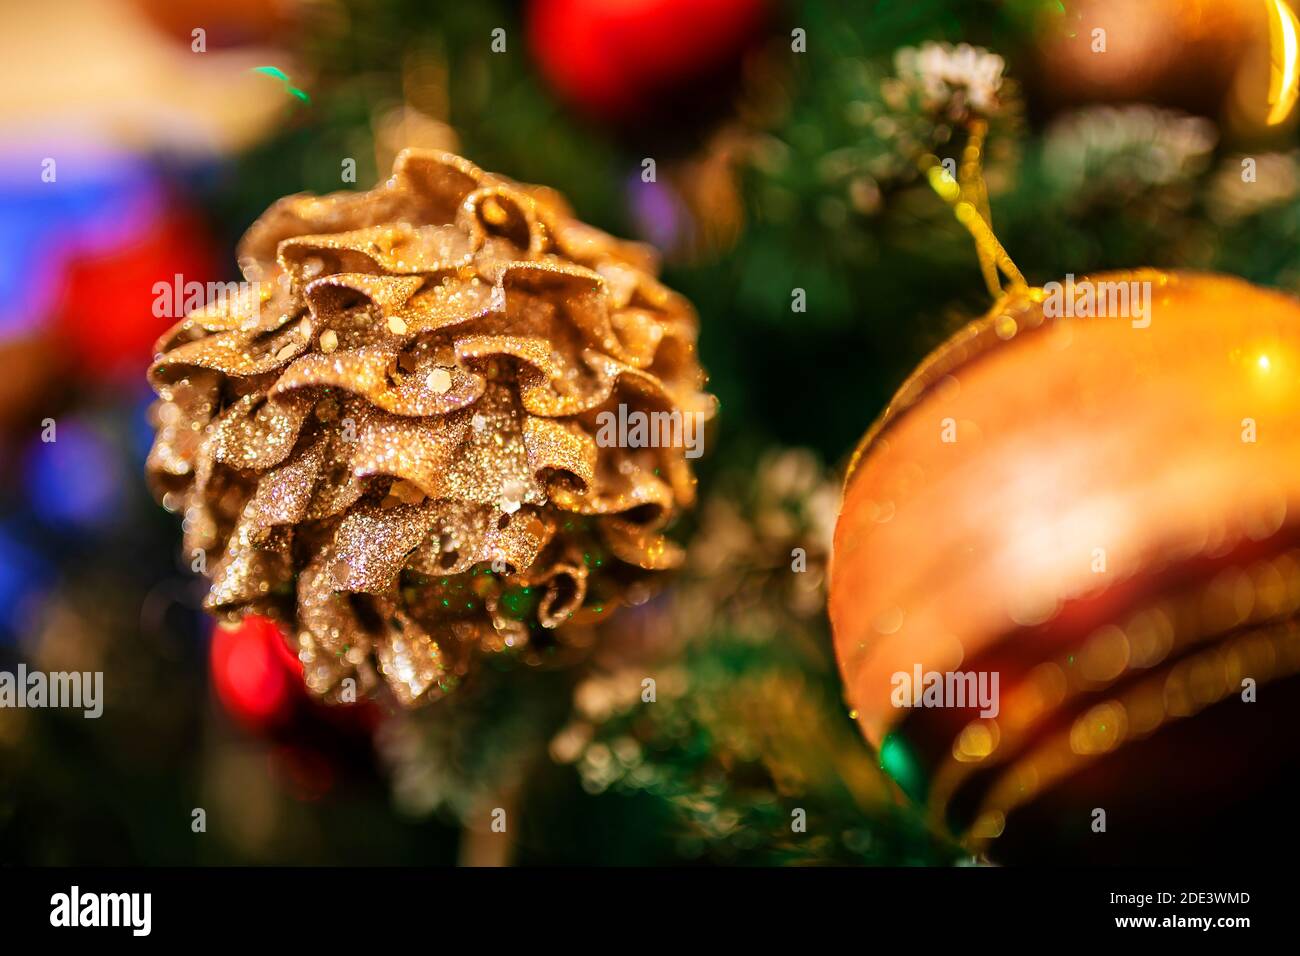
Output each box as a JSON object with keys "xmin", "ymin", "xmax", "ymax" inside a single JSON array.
[{"xmin": 146, "ymin": 150, "xmax": 716, "ymax": 707}]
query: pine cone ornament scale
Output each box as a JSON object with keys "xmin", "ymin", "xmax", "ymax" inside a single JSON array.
[{"xmin": 147, "ymin": 150, "xmax": 715, "ymax": 706}]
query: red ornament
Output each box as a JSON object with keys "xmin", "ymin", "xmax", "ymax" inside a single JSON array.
[
  {"xmin": 128, "ymin": 0, "xmax": 299, "ymax": 49},
  {"xmin": 526, "ymin": 0, "xmax": 769, "ymax": 122},
  {"xmin": 211, "ymin": 614, "xmax": 384, "ymax": 739},
  {"xmin": 211, "ymin": 616, "xmax": 384, "ymax": 802},
  {"xmin": 53, "ymin": 204, "xmax": 218, "ymax": 386},
  {"xmin": 210, "ymin": 615, "xmax": 302, "ymax": 729}
]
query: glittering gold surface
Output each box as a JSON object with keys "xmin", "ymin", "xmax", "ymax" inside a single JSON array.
[{"xmin": 147, "ymin": 149, "xmax": 715, "ymax": 706}]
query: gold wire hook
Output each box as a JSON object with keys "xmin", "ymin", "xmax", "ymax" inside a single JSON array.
[
  {"xmin": 958, "ymin": 120, "xmax": 1001, "ymax": 296},
  {"xmin": 921, "ymin": 119, "xmax": 1026, "ymax": 299}
]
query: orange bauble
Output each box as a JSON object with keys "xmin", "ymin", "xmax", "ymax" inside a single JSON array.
[
  {"xmin": 1034, "ymin": 0, "xmax": 1266, "ymax": 126},
  {"xmin": 830, "ymin": 271, "xmax": 1300, "ymax": 863}
]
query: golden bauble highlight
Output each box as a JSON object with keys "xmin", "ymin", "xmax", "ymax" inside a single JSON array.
[{"xmin": 830, "ymin": 271, "xmax": 1300, "ymax": 862}]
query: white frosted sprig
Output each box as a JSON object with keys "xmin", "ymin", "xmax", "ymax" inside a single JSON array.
[{"xmin": 893, "ymin": 42, "xmax": 1006, "ymax": 117}]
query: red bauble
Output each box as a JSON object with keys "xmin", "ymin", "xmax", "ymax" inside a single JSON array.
[
  {"xmin": 211, "ymin": 616, "xmax": 384, "ymax": 801},
  {"xmin": 210, "ymin": 615, "xmax": 302, "ymax": 729},
  {"xmin": 53, "ymin": 205, "xmax": 218, "ymax": 385},
  {"xmin": 526, "ymin": 0, "xmax": 769, "ymax": 122},
  {"xmin": 128, "ymin": 0, "xmax": 299, "ymax": 49}
]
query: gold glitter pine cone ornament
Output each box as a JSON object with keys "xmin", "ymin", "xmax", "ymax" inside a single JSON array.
[
  {"xmin": 147, "ymin": 150, "xmax": 716, "ymax": 707},
  {"xmin": 829, "ymin": 271, "xmax": 1300, "ymax": 863}
]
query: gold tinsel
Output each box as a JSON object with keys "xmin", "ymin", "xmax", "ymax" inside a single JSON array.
[{"xmin": 147, "ymin": 150, "xmax": 715, "ymax": 707}]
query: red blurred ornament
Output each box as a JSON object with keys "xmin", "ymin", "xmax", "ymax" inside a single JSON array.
[
  {"xmin": 526, "ymin": 0, "xmax": 769, "ymax": 122},
  {"xmin": 210, "ymin": 615, "xmax": 302, "ymax": 729},
  {"xmin": 0, "ymin": 336, "xmax": 56, "ymax": 431},
  {"xmin": 212, "ymin": 614, "xmax": 383, "ymax": 737},
  {"xmin": 53, "ymin": 204, "xmax": 218, "ymax": 386},
  {"xmin": 211, "ymin": 616, "xmax": 385, "ymax": 802},
  {"xmin": 129, "ymin": 0, "xmax": 300, "ymax": 49}
]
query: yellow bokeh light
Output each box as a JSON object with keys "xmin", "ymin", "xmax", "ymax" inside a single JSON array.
[{"xmin": 1267, "ymin": 0, "xmax": 1300, "ymax": 125}]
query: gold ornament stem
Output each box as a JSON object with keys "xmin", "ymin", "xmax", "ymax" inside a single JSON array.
[
  {"xmin": 959, "ymin": 120, "xmax": 1001, "ymax": 296},
  {"xmin": 954, "ymin": 200, "xmax": 1027, "ymax": 294},
  {"xmin": 921, "ymin": 118, "xmax": 1027, "ymax": 299}
]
